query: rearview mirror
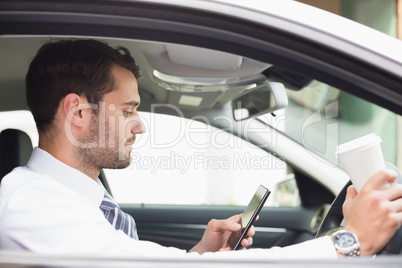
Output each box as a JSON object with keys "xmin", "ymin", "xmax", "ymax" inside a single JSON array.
[{"xmin": 232, "ymin": 81, "xmax": 288, "ymax": 121}]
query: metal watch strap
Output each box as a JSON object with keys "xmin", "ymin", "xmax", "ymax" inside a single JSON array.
[{"xmin": 331, "ymin": 230, "xmax": 360, "ymax": 257}]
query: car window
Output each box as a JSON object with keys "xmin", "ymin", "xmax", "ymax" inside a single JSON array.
[
  {"xmin": 104, "ymin": 112, "xmax": 300, "ymax": 207},
  {"xmin": 259, "ymin": 80, "xmax": 399, "ymax": 170}
]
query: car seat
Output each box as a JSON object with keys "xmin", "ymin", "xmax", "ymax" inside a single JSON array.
[{"xmin": 0, "ymin": 129, "xmax": 33, "ymax": 183}]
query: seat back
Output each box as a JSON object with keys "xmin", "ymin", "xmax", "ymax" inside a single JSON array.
[{"xmin": 0, "ymin": 129, "xmax": 33, "ymax": 182}]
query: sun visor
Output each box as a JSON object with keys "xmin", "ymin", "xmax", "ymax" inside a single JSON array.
[
  {"xmin": 144, "ymin": 44, "xmax": 271, "ymax": 79},
  {"xmin": 166, "ymin": 44, "xmax": 242, "ymax": 70}
]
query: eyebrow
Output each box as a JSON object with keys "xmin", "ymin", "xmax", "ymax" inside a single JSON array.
[{"xmin": 122, "ymin": 101, "xmax": 140, "ymax": 107}]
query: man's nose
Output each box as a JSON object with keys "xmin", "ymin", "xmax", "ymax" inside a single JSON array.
[{"xmin": 130, "ymin": 114, "xmax": 146, "ymax": 134}]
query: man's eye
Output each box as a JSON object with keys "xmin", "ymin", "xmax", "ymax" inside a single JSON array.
[{"xmin": 123, "ymin": 110, "xmax": 133, "ymax": 117}]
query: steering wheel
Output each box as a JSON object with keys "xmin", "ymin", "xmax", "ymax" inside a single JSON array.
[{"xmin": 315, "ymin": 163, "xmax": 402, "ymax": 255}]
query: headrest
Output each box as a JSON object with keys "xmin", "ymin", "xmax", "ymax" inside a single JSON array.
[{"xmin": 0, "ymin": 129, "xmax": 33, "ymax": 180}]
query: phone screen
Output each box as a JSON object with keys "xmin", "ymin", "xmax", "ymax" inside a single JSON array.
[{"xmin": 233, "ymin": 185, "xmax": 270, "ymax": 250}]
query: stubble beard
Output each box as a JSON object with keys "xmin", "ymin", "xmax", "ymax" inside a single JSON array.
[{"xmin": 75, "ymin": 114, "xmax": 132, "ymax": 172}]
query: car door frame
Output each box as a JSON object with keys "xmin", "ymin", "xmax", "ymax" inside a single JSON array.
[{"xmin": 2, "ymin": 0, "xmax": 401, "ymax": 251}]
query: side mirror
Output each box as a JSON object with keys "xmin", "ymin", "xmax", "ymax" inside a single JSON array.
[{"xmin": 232, "ymin": 81, "xmax": 288, "ymax": 121}]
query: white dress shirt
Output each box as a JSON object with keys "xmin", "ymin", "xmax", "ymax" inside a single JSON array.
[{"xmin": 0, "ymin": 147, "xmax": 337, "ymax": 260}]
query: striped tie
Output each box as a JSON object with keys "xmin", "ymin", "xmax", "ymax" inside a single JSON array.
[{"xmin": 99, "ymin": 192, "xmax": 139, "ymax": 240}]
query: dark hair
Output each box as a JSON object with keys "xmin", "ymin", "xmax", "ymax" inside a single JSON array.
[{"xmin": 26, "ymin": 39, "xmax": 141, "ymax": 135}]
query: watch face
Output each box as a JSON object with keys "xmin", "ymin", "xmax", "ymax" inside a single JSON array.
[
  {"xmin": 335, "ymin": 232, "xmax": 356, "ymax": 247},
  {"xmin": 333, "ymin": 231, "xmax": 360, "ymax": 257}
]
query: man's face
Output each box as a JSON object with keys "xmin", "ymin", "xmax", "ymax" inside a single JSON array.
[{"xmin": 78, "ymin": 65, "xmax": 146, "ymax": 169}]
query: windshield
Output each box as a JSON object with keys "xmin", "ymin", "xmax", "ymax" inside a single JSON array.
[{"xmin": 261, "ymin": 79, "xmax": 398, "ymax": 169}]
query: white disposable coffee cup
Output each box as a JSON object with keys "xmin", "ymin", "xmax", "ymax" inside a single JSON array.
[{"xmin": 336, "ymin": 133, "xmax": 386, "ymax": 193}]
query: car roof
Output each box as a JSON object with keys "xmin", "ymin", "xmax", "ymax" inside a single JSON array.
[{"xmin": 145, "ymin": 0, "xmax": 402, "ymax": 70}]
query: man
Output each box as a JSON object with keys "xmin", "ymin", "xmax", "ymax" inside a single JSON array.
[{"xmin": 0, "ymin": 39, "xmax": 401, "ymax": 259}]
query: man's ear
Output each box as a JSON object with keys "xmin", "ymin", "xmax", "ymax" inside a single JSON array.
[{"xmin": 63, "ymin": 93, "xmax": 86, "ymax": 127}]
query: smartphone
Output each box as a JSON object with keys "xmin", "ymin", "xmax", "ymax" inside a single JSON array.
[{"xmin": 233, "ymin": 185, "xmax": 271, "ymax": 250}]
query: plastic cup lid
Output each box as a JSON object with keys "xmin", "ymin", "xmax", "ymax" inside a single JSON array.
[{"xmin": 336, "ymin": 133, "xmax": 382, "ymax": 157}]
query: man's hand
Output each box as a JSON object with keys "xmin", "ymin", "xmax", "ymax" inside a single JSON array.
[
  {"xmin": 343, "ymin": 169, "xmax": 402, "ymax": 256},
  {"xmin": 189, "ymin": 214, "xmax": 255, "ymax": 254}
]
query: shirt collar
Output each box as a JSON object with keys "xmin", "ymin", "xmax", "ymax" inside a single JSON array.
[{"xmin": 27, "ymin": 147, "xmax": 105, "ymax": 207}]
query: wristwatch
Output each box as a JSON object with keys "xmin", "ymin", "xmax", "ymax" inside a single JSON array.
[{"xmin": 330, "ymin": 230, "xmax": 360, "ymax": 257}]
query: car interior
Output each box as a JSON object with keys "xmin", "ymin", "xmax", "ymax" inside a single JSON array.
[
  {"xmin": 0, "ymin": 0, "xmax": 401, "ymax": 257},
  {"xmin": 1, "ymin": 35, "xmax": 400, "ymax": 253}
]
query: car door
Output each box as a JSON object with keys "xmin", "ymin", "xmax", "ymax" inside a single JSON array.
[{"xmin": 1, "ymin": 0, "xmax": 401, "ymax": 252}]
